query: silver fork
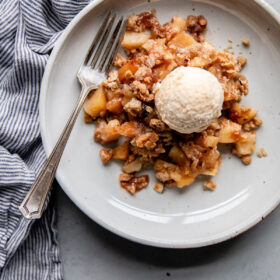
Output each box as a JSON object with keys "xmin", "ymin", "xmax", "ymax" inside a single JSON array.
[{"xmin": 19, "ymin": 12, "xmax": 127, "ymax": 219}]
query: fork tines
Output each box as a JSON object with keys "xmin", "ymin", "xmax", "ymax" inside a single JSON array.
[{"xmin": 83, "ymin": 11, "xmax": 127, "ymax": 75}]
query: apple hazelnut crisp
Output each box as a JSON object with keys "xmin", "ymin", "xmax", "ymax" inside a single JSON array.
[{"xmin": 83, "ymin": 12, "xmax": 262, "ymax": 194}]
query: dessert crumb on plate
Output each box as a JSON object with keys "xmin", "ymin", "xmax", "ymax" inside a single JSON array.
[
  {"xmin": 242, "ymin": 39, "xmax": 250, "ymax": 46},
  {"xmin": 203, "ymin": 180, "xmax": 216, "ymax": 191},
  {"xmin": 241, "ymin": 155, "xmax": 252, "ymax": 165},
  {"xmin": 257, "ymin": 148, "xmax": 268, "ymax": 158},
  {"xmin": 154, "ymin": 181, "xmax": 164, "ymax": 193}
]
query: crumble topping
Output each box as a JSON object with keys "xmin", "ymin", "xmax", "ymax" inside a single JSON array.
[
  {"xmin": 241, "ymin": 155, "xmax": 252, "ymax": 165},
  {"xmin": 242, "ymin": 39, "xmax": 250, "ymax": 47},
  {"xmin": 119, "ymin": 173, "xmax": 149, "ymax": 194},
  {"xmin": 154, "ymin": 181, "xmax": 164, "ymax": 193},
  {"xmin": 83, "ymin": 12, "xmax": 262, "ymax": 194},
  {"xmin": 203, "ymin": 180, "xmax": 216, "ymax": 191}
]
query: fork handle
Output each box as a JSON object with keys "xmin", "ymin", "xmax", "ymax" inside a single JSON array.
[{"xmin": 19, "ymin": 86, "xmax": 93, "ymax": 219}]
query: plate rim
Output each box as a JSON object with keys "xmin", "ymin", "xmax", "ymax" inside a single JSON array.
[{"xmin": 40, "ymin": 0, "xmax": 280, "ymax": 248}]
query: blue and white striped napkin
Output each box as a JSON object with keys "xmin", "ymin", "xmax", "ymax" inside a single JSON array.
[{"xmin": 0, "ymin": 1, "xmax": 90, "ymax": 278}]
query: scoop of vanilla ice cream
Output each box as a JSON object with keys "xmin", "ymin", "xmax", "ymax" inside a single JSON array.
[{"xmin": 155, "ymin": 66, "xmax": 224, "ymax": 134}]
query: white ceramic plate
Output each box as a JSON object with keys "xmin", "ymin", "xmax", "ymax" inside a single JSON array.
[{"xmin": 40, "ymin": 0, "xmax": 280, "ymax": 248}]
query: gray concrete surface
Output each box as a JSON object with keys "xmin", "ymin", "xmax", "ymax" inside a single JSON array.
[
  {"xmin": 56, "ymin": 0, "xmax": 280, "ymax": 279},
  {"xmin": 56, "ymin": 184, "xmax": 280, "ymax": 280}
]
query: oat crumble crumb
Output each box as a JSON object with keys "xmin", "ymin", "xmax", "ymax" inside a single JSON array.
[
  {"xmin": 242, "ymin": 155, "xmax": 252, "ymax": 165},
  {"xmin": 203, "ymin": 180, "xmax": 216, "ymax": 191},
  {"xmin": 154, "ymin": 182, "xmax": 164, "ymax": 193},
  {"xmin": 119, "ymin": 173, "xmax": 149, "ymax": 194},
  {"xmin": 100, "ymin": 148, "xmax": 113, "ymax": 163},
  {"xmin": 242, "ymin": 39, "xmax": 250, "ymax": 47},
  {"xmin": 257, "ymin": 148, "xmax": 268, "ymax": 158}
]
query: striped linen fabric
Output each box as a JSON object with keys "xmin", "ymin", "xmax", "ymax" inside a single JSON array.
[{"xmin": 0, "ymin": 0, "xmax": 90, "ymax": 278}]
